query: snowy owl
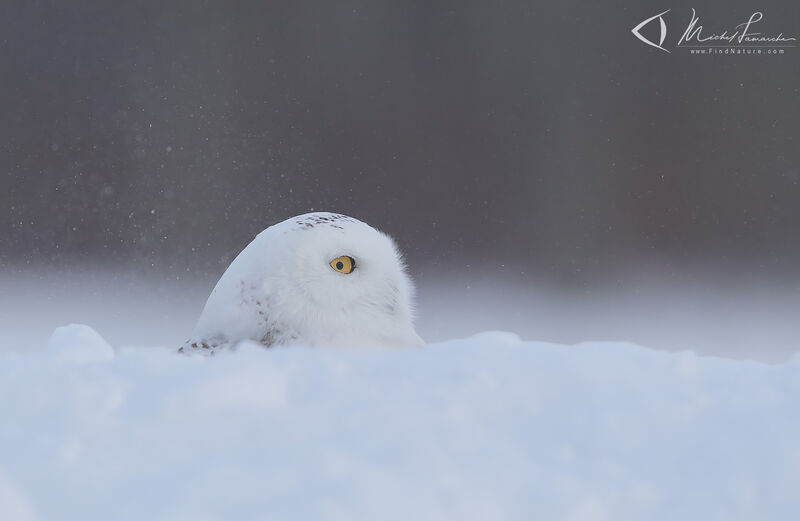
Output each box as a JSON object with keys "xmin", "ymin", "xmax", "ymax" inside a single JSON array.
[{"xmin": 181, "ymin": 212, "xmax": 423, "ymax": 354}]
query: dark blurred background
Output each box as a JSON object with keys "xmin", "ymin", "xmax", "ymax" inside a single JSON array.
[{"xmin": 1, "ymin": 0, "xmax": 799, "ymax": 276}]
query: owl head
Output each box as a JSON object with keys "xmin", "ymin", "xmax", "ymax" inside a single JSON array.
[{"xmin": 188, "ymin": 212, "xmax": 423, "ymax": 351}]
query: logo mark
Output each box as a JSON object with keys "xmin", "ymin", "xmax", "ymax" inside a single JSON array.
[{"xmin": 632, "ymin": 9, "xmax": 671, "ymax": 53}]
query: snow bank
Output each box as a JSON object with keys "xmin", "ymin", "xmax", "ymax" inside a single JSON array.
[
  {"xmin": 44, "ymin": 324, "xmax": 115, "ymax": 365},
  {"xmin": 1, "ymin": 327, "xmax": 798, "ymax": 521}
]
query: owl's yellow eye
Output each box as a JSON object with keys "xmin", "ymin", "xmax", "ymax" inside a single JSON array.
[{"xmin": 329, "ymin": 255, "xmax": 356, "ymax": 274}]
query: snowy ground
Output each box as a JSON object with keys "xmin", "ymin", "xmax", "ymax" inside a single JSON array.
[
  {"xmin": 1, "ymin": 265, "xmax": 798, "ymax": 519},
  {"xmin": 1, "ymin": 325, "xmax": 799, "ymax": 521}
]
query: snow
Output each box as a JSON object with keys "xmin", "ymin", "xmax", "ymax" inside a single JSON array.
[
  {"xmin": 45, "ymin": 324, "xmax": 115, "ymax": 365},
  {"xmin": 2, "ymin": 327, "xmax": 799, "ymax": 521}
]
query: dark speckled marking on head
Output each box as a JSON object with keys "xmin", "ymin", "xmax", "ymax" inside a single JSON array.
[{"xmin": 292, "ymin": 213, "xmax": 356, "ymax": 232}]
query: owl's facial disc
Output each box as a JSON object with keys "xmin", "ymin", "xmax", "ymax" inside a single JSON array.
[{"xmin": 329, "ymin": 255, "xmax": 356, "ymax": 274}]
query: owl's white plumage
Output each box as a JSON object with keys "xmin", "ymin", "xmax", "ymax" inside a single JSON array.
[{"xmin": 182, "ymin": 212, "xmax": 423, "ymax": 353}]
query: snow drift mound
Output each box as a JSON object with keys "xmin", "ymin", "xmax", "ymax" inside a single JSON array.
[{"xmin": 0, "ymin": 326, "xmax": 798, "ymax": 521}]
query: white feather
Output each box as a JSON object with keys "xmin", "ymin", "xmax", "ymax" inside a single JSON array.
[{"xmin": 182, "ymin": 212, "xmax": 423, "ymax": 353}]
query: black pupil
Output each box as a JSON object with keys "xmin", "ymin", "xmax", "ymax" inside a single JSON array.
[{"xmin": 336, "ymin": 261, "xmax": 344, "ymax": 270}]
